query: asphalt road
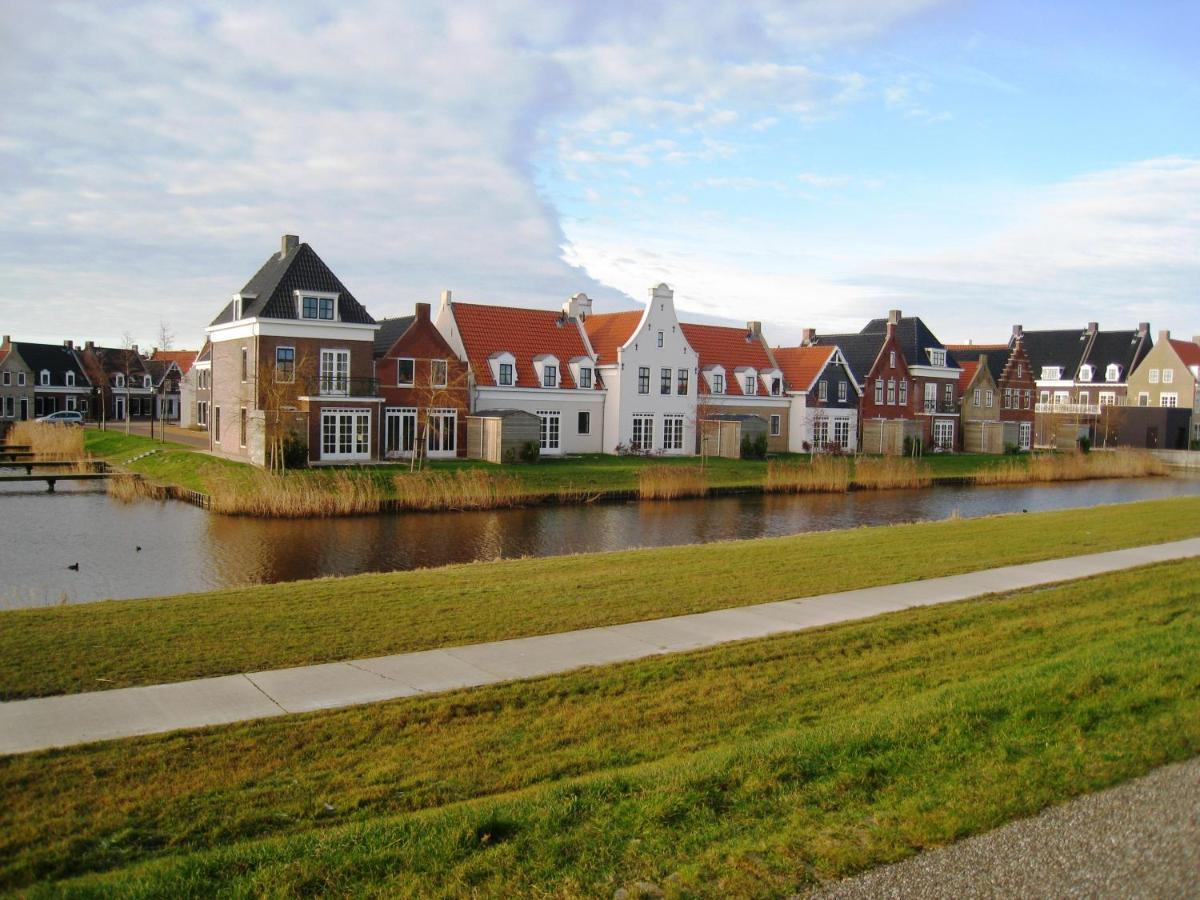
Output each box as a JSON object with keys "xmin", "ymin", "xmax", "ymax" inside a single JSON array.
[
  {"xmin": 88, "ymin": 420, "xmax": 210, "ymax": 450},
  {"xmin": 811, "ymin": 756, "xmax": 1200, "ymax": 899}
]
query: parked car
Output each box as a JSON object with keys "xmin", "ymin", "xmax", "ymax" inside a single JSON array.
[{"xmin": 35, "ymin": 410, "xmax": 85, "ymax": 426}]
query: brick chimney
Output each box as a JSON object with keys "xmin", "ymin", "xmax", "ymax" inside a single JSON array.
[
  {"xmin": 281, "ymin": 234, "xmax": 299, "ymax": 258},
  {"xmin": 1086, "ymin": 321, "xmax": 1098, "ymax": 334},
  {"xmin": 63, "ymin": 339, "xmax": 73, "ymax": 349},
  {"xmin": 85, "ymin": 340, "xmax": 95, "ymax": 351},
  {"xmin": 1158, "ymin": 329, "xmax": 1170, "ymax": 343},
  {"xmin": 1012, "ymin": 324, "xmax": 1023, "ymax": 340},
  {"xmin": 746, "ymin": 321, "xmax": 761, "ymax": 337},
  {"xmin": 801, "ymin": 328, "xmax": 816, "ymax": 345},
  {"xmin": 1137, "ymin": 321, "xmax": 1150, "ymax": 338},
  {"xmin": 1, "ymin": 335, "xmax": 9, "ymax": 348},
  {"xmin": 887, "ymin": 309, "xmax": 902, "ymax": 326},
  {"xmin": 415, "ymin": 302, "xmax": 431, "ymax": 322}
]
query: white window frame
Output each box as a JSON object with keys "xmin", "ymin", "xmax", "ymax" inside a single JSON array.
[
  {"xmin": 928, "ymin": 348, "xmax": 946, "ymax": 367},
  {"xmin": 578, "ymin": 367, "xmax": 592, "ymax": 389},
  {"xmin": 769, "ymin": 414, "xmax": 780, "ymax": 437},
  {"xmin": 818, "ymin": 380, "xmax": 827, "ymax": 401},
  {"xmin": 1161, "ymin": 392, "xmax": 1178, "ymax": 407},
  {"xmin": 320, "ymin": 408, "xmax": 371, "ymax": 460},
  {"xmin": 1162, "ymin": 368, "xmax": 1174, "ymax": 384},
  {"xmin": 663, "ymin": 414, "xmax": 684, "ymax": 450},
  {"xmin": 39, "ymin": 369, "xmax": 50, "ymax": 386},
  {"xmin": 1019, "ymin": 422, "xmax": 1032, "ymax": 450},
  {"xmin": 396, "ymin": 358, "xmax": 415, "ymax": 387},
  {"xmin": 297, "ymin": 290, "xmax": 340, "ymax": 322},
  {"xmin": 1105, "ymin": 364, "xmax": 1121, "ymax": 382},
  {"xmin": 1042, "ymin": 366, "xmax": 1063, "ymax": 381},
  {"xmin": 384, "ymin": 407, "xmax": 418, "ymax": 457},
  {"xmin": 837, "ymin": 381, "xmax": 847, "ymax": 402},
  {"xmin": 631, "ymin": 413, "xmax": 654, "ymax": 451},
  {"xmin": 537, "ymin": 409, "xmax": 561, "ymax": 452},
  {"xmin": 66, "ymin": 371, "xmax": 75, "ymax": 387},
  {"xmin": 933, "ymin": 419, "xmax": 954, "ymax": 449},
  {"xmin": 833, "ymin": 418, "xmax": 850, "ymax": 450},
  {"xmin": 1079, "ymin": 364, "xmax": 1094, "ymax": 382},
  {"xmin": 319, "ymin": 349, "xmax": 351, "ymax": 396},
  {"xmin": 426, "ymin": 407, "xmax": 457, "ymax": 456},
  {"xmin": 1149, "ymin": 368, "xmax": 1160, "ymax": 384}
]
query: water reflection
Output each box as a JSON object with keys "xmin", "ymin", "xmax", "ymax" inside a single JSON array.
[{"xmin": 3, "ymin": 474, "xmax": 1197, "ymax": 608}]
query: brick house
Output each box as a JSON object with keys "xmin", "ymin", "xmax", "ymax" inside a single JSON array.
[
  {"xmin": 149, "ymin": 349, "xmax": 197, "ymax": 423},
  {"xmin": 180, "ymin": 342, "xmax": 211, "ymax": 429},
  {"xmin": 809, "ymin": 310, "xmax": 960, "ymax": 453},
  {"xmin": 374, "ymin": 302, "xmax": 469, "ymax": 459},
  {"xmin": 8, "ymin": 340, "xmax": 94, "ymax": 420},
  {"xmin": 948, "ymin": 336, "xmax": 1037, "ymax": 451},
  {"xmin": 0, "ymin": 336, "xmax": 35, "ymax": 425},
  {"xmin": 204, "ymin": 235, "xmax": 381, "ymax": 466},
  {"xmin": 78, "ymin": 342, "xmax": 155, "ymax": 423},
  {"xmin": 772, "ymin": 344, "xmax": 860, "ymax": 452}
]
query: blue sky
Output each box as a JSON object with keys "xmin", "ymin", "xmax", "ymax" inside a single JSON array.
[{"xmin": 1, "ymin": 1, "xmax": 1197, "ymax": 348}]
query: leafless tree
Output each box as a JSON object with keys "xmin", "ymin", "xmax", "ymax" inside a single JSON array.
[
  {"xmin": 406, "ymin": 359, "xmax": 469, "ymax": 472},
  {"xmin": 157, "ymin": 321, "xmax": 175, "ymax": 351},
  {"xmin": 258, "ymin": 348, "xmax": 316, "ymax": 471}
]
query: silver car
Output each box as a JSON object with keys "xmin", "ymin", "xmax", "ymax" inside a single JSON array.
[{"xmin": 35, "ymin": 410, "xmax": 85, "ymax": 426}]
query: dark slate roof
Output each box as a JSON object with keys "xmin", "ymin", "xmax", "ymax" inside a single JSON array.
[
  {"xmin": 1011, "ymin": 328, "xmax": 1089, "ymax": 377},
  {"xmin": 860, "ymin": 316, "xmax": 959, "ymax": 369},
  {"xmin": 948, "ymin": 346, "xmax": 1006, "ymax": 384},
  {"xmin": 209, "ymin": 242, "xmax": 376, "ymax": 326},
  {"xmin": 373, "ymin": 315, "xmax": 415, "ymax": 358},
  {"xmin": 12, "ymin": 342, "xmax": 89, "ymax": 387},
  {"xmin": 143, "ymin": 359, "xmax": 180, "ymax": 387},
  {"xmin": 807, "ymin": 332, "xmax": 885, "ymax": 386},
  {"xmin": 1083, "ymin": 329, "xmax": 1151, "ymax": 383}
]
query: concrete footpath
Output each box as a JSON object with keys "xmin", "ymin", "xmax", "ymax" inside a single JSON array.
[
  {"xmin": 811, "ymin": 756, "xmax": 1200, "ymax": 899},
  {"xmin": 3, "ymin": 538, "xmax": 1198, "ymax": 756}
]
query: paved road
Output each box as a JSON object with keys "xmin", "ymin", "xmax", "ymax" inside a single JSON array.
[
  {"xmin": 2, "ymin": 537, "xmax": 1198, "ymax": 755},
  {"xmin": 88, "ymin": 421, "xmax": 210, "ymax": 450},
  {"xmin": 811, "ymin": 756, "xmax": 1200, "ymax": 899}
]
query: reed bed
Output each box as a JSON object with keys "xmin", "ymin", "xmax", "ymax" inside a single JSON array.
[
  {"xmin": 105, "ymin": 474, "xmax": 159, "ymax": 504},
  {"xmin": 972, "ymin": 450, "xmax": 1167, "ymax": 486},
  {"xmin": 637, "ymin": 465, "xmax": 709, "ymax": 500},
  {"xmin": 392, "ymin": 469, "xmax": 528, "ymax": 511},
  {"xmin": 765, "ymin": 456, "xmax": 852, "ymax": 494},
  {"xmin": 204, "ymin": 469, "xmax": 384, "ymax": 517},
  {"xmin": 852, "ymin": 456, "xmax": 933, "ymax": 491},
  {"xmin": 8, "ymin": 421, "xmax": 84, "ymax": 461}
]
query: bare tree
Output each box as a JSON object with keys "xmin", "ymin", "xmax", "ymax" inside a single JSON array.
[
  {"xmin": 406, "ymin": 359, "xmax": 469, "ymax": 472},
  {"xmin": 258, "ymin": 348, "xmax": 316, "ymax": 471},
  {"xmin": 157, "ymin": 321, "xmax": 175, "ymax": 351}
]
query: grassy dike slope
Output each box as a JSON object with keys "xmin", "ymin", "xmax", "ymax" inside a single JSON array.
[
  {"xmin": 3, "ymin": 559, "xmax": 1199, "ymax": 895},
  {"xmin": 3, "ymin": 496, "xmax": 1199, "ymax": 700}
]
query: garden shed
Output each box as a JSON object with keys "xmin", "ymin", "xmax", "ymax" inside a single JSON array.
[
  {"xmin": 700, "ymin": 414, "xmax": 768, "ymax": 459},
  {"xmin": 466, "ymin": 409, "xmax": 543, "ymax": 463}
]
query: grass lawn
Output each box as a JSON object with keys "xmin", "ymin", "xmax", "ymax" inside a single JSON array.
[
  {"xmin": 85, "ymin": 429, "xmax": 1029, "ymax": 498},
  {"xmin": 2, "ymin": 496, "xmax": 1198, "ymax": 700},
  {"xmin": 2, "ymin": 558, "xmax": 1198, "ymax": 895}
]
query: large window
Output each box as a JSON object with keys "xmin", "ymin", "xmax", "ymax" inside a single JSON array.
[
  {"xmin": 933, "ymin": 419, "xmax": 954, "ymax": 449},
  {"xmin": 813, "ymin": 418, "xmax": 829, "ymax": 447},
  {"xmin": 1161, "ymin": 393, "xmax": 1178, "ymax": 407},
  {"xmin": 632, "ymin": 414, "xmax": 654, "ymax": 450},
  {"xmin": 397, "ymin": 358, "xmax": 415, "ymax": 386},
  {"xmin": 833, "ymin": 418, "xmax": 850, "ymax": 449},
  {"xmin": 537, "ymin": 410, "xmax": 560, "ymax": 450},
  {"xmin": 928, "ymin": 349, "xmax": 946, "ymax": 366},
  {"xmin": 275, "ymin": 346, "xmax": 295, "ymax": 382},
  {"xmin": 638, "ymin": 367, "xmax": 650, "ymax": 394},
  {"xmin": 320, "ymin": 349, "xmax": 350, "ymax": 395},
  {"xmin": 385, "ymin": 408, "xmax": 417, "ymax": 457},
  {"xmin": 677, "ymin": 368, "xmax": 689, "ymax": 395},
  {"xmin": 321, "ymin": 409, "xmax": 370, "ymax": 459},
  {"xmin": 427, "ymin": 408, "xmax": 457, "ymax": 455},
  {"xmin": 302, "ymin": 295, "xmax": 335, "ymax": 320},
  {"xmin": 660, "ymin": 368, "xmax": 671, "ymax": 395},
  {"xmin": 663, "ymin": 414, "xmax": 684, "ymax": 450},
  {"xmin": 1019, "ymin": 422, "xmax": 1032, "ymax": 450}
]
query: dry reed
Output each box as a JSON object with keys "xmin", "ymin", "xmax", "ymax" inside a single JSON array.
[
  {"xmin": 637, "ymin": 465, "xmax": 709, "ymax": 500},
  {"xmin": 392, "ymin": 469, "xmax": 528, "ymax": 511},
  {"xmin": 972, "ymin": 450, "xmax": 1167, "ymax": 486},
  {"xmin": 765, "ymin": 456, "xmax": 852, "ymax": 494},
  {"xmin": 106, "ymin": 474, "xmax": 159, "ymax": 503},
  {"xmin": 205, "ymin": 469, "xmax": 384, "ymax": 517},
  {"xmin": 8, "ymin": 421, "xmax": 84, "ymax": 461},
  {"xmin": 852, "ymin": 456, "xmax": 933, "ymax": 490}
]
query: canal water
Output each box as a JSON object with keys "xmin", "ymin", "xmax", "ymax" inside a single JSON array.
[{"xmin": 3, "ymin": 475, "xmax": 1198, "ymax": 607}]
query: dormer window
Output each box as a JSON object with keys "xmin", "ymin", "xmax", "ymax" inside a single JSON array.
[
  {"xmin": 532, "ymin": 354, "xmax": 560, "ymax": 389},
  {"xmin": 144, "ymin": 375, "xmax": 152, "ymax": 389},
  {"xmin": 744, "ymin": 374, "xmax": 757, "ymax": 395},
  {"xmin": 1041, "ymin": 366, "xmax": 1063, "ymax": 381},
  {"xmin": 499, "ymin": 363, "xmax": 513, "ymax": 386},
  {"xmin": 298, "ymin": 292, "xmax": 338, "ymax": 321},
  {"xmin": 1078, "ymin": 364, "xmax": 1094, "ymax": 382},
  {"xmin": 489, "ymin": 351, "xmax": 516, "ymax": 387},
  {"xmin": 927, "ymin": 349, "xmax": 946, "ymax": 367},
  {"xmin": 1105, "ymin": 364, "xmax": 1121, "ymax": 382},
  {"xmin": 39, "ymin": 369, "xmax": 50, "ymax": 386},
  {"xmin": 711, "ymin": 372, "xmax": 725, "ymax": 394},
  {"xmin": 770, "ymin": 376, "xmax": 782, "ymax": 396},
  {"xmin": 543, "ymin": 365, "xmax": 557, "ymax": 387},
  {"xmin": 114, "ymin": 373, "xmax": 125, "ymax": 388},
  {"xmin": 578, "ymin": 366, "xmax": 592, "ymax": 389},
  {"xmin": 65, "ymin": 372, "xmax": 75, "ymax": 387}
]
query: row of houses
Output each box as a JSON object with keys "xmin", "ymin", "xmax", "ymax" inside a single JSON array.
[
  {"xmin": 5, "ymin": 234, "xmax": 1197, "ymax": 463},
  {"xmin": 0, "ymin": 337, "xmax": 194, "ymax": 426}
]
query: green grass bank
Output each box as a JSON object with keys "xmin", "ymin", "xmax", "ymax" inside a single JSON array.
[
  {"xmin": 3, "ymin": 558, "xmax": 1198, "ymax": 895},
  {"xmin": 2, "ymin": 495, "xmax": 1198, "ymax": 700}
]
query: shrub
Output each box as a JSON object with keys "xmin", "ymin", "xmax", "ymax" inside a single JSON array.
[
  {"xmin": 740, "ymin": 432, "xmax": 767, "ymax": 460},
  {"xmin": 518, "ymin": 441, "xmax": 540, "ymax": 463},
  {"xmin": 281, "ymin": 432, "xmax": 309, "ymax": 470},
  {"xmin": 1078, "ymin": 435, "xmax": 1092, "ymax": 454}
]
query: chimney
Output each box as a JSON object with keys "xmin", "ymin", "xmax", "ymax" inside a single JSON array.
[
  {"xmin": 281, "ymin": 234, "xmax": 299, "ymax": 258},
  {"xmin": 131, "ymin": 344, "xmax": 139, "ymax": 355},
  {"xmin": 801, "ymin": 328, "xmax": 815, "ymax": 345},
  {"xmin": 1086, "ymin": 321, "xmax": 1098, "ymax": 334},
  {"xmin": 1158, "ymin": 329, "xmax": 1170, "ymax": 344},
  {"xmin": 887, "ymin": 309, "xmax": 902, "ymax": 326},
  {"xmin": 1, "ymin": 335, "xmax": 9, "ymax": 348},
  {"xmin": 746, "ymin": 321, "xmax": 761, "ymax": 337},
  {"xmin": 85, "ymin": 340, "xmax": 95, "ymax": 351},
  {"xmin": 63, "ymin": 339, "xmax": 73, "ymax": 349},
  {"xmin": 415, "ymin": 302, "xmax": 431, "ymax": 322},
  {"xmin": 562, "ymin": 291, "xmax": 593, "ymax": 321},
  {"xmin": 1137, "ymin": 321, "xmax": 1150, "ymax": 338},
  {"xmin": 1012, "ymin": 324, "xmax": 1023, "ymax": 340}
]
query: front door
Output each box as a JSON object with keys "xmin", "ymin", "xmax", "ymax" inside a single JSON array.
[
  {"xmin": 426, "ymin": 408, "xmax": 457, "ymax": 457},
  {"xmin": 19, "ymin": 398, "xmax": 28, "ymax": 420},
  {"xmin": 1146, "ymin": 426, "xmax": 1159, "ymax": 449},
  {"xmin": 114, "ymin": 396, "xmax": 125, "ymax": 420},
  {"xmin": 933, "ymin": 419, "xmax": 954, "ymax": 450},
  {"xmin": 384, "ymin": 408, "xmax": 417, "ymax": 458}
]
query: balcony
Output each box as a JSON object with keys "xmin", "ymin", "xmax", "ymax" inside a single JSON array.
[
  {"xmin": 302, "ymin": 375, "xmax": 379, "ymax": 398},
  {"xmin": 1035, "ymin": 402, "xmax": 1100, "ymax": 416},
  {"xmin": 921, "ymin": 400, "xmax": 957, "ymax": 415}
]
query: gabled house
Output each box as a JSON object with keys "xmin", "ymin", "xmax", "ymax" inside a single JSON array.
[
  {"xmin": 584, "ymin": 284, "xmax": 699, "ymax": 454},
  {"xmin": 772, "ymin": 345, "xmax": 860, "ymax": 452},
  {"xmin": 205, "ymin": 234, "xmax": 381, "ymax": 466},
  {"xmin": 947, "ymin": 335, "xmax": 1037, "ymax": 451},
  {"xmin": 434, "ymin": 290, "xmax": 603, "ymax": 456},
  {"xmin": 144, "ymin": 358, "xmax": 184, "ymax": 422},
  {"xmin": 78, "ymin": 341, "xmax": 154, "ymax": 422},
  {"xmin": 181, "ymin": 342, "xmax": 211, "ymax": 430},
  {"xmin": 1127, "ymin": 330, "xmax": 1200, "ymax": 447},
  {"xmin": 0, "ymin": 336, "xmax": 35, "ymax": 424},
  {"xmin": 808, "ymin": 310, "xmax": 960, "ymax": 453},
  {"xmin": 680, "ymin": 320, "xmax": 787, "ymax": 454},
  {"xmin": 374, "ymin": 302, "xmax": 469, "ymax": 459},
  {"xmin": 10, "ymin": 340, "xmax": 95, "ymax": 420},
  {"xmin": 1017, "ymin": 322, "xmax": 1152, "ymax": 448}
]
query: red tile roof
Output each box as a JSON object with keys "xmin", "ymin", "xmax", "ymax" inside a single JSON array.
[
  {"xmin": 957, "ymin": 360, "xmax": 979, "ymax": 392},
  {"xmin": 451, "ymin": 302, "xmax": 593, "ymax": 389},
  {"xmin": 583, "ymin": 311, "xmax": 643, "ymax": 365},
  {"xmin": 1170, "ymin": 338, "xmax": 1200, "ymax": 368},
  {"xmin": 772, "ymin": 346, "xmax": 834, "ymax": 393},
  {"xmin": 680, "ymin": 323, "xmax": 775, "ymax": 397},
  {"xmin": 150, "ymin": 349, "xmax": 199, "ymax": 374}
]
